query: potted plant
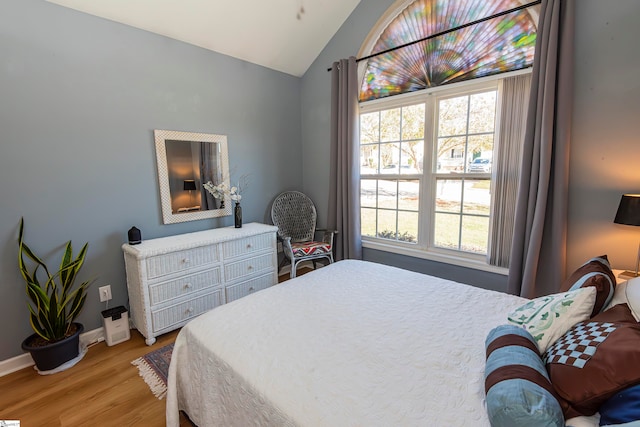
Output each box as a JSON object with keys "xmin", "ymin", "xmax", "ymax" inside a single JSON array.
[{"xmin": 18, "ymin": 218, "xmax": 93, "ymax": 372}]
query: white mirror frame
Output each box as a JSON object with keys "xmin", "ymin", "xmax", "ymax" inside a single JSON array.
[{"xmin": 154, "ymin": 129, "xmax": 232, "ymax": 224}]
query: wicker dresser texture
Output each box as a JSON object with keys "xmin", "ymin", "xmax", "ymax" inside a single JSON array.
[{"xmin": 122, "ymin": 222, "xmax": 278, "ymax": 345}]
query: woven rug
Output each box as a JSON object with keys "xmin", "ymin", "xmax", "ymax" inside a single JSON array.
[{"xmin": 131, "ymin": 343, "xmax": 174, "ymax": 400}]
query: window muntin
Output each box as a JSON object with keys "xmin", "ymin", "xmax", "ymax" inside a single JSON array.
[{"xmin": 360, "ymin": 82, "xmax": 497, "ymax": 258}]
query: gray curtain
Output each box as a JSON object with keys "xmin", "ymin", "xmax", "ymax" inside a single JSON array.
[
  {"xmin": 328, "ymin": 57, "xmax": 362, "ymax": 261},
  {"xmin": 489, "ymin": 74, "xmax": 531, "ymax": 268},
  {"xmin": 507, "ymin": 0, "xmax": 574, "ymax": 298},
  {"xmin": 200, "ymin": 142, "xmax": 217, "ymax": 209}
]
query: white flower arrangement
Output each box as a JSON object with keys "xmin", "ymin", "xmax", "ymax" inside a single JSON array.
[
  {"xmin": 203, "ymin": 173, "xmax": 250, "ymax": 204},
  {"xmin": 229, "ymin": 174, "xmax": 250, "ymax": 203},
  {"xmin": 203, "ymin": 181, "xmax": 228, "ymax": 200}
]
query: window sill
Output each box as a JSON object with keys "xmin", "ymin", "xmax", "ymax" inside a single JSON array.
[{"xmin": 362, "ymin": 239, "xmax": 509, "ymax": 276}]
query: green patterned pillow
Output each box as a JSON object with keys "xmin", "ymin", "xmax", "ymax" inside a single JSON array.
[{"xmin": 507, "ymin": 287, "xmax": 596, "ymax": 353}]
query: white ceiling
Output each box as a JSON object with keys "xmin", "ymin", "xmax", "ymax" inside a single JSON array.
[{"xmin": 45, "ymin": 0, "xmax": 362, "ymax": 77}]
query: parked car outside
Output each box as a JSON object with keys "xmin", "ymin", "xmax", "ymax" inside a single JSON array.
[{"xmin": 468, "ymin": 158, "xmax": 492, "ymax": 173}]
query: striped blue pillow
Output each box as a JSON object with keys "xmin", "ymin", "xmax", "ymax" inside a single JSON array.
[{"xmin": 485, "ymin": 324, "xmax": 564, "ymax": 427}]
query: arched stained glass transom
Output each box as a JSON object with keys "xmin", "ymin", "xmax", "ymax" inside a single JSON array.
[{"xmin": 359, "ymin": 0, "xmax": 539, "ymax": 102}]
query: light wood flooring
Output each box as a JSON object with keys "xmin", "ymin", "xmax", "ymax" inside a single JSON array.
[
  {"xmin": 0, "ymin": 328, "xmax": 189, "ymax": 427},
  {"xmin": 0, "ymin": 270, "xmax": 310, "ymax": 427}
]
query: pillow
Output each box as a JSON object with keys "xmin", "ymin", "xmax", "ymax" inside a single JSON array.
[
  {"xmin": 565, "ymin": 415, "xmax": 601, "ymax": 427},
  {"xmin": 507, "ymin": 286, "xmax": 596, "ymax": 353},
  {"xmin": 561, "ymin": 255, "xmax": 616, "ymax": 316},
  {"xmin": 545, "ymin": 304, "xmax": 640, "ymax": 419},
  {"xmin": 625, "ymin": 277, "xmax": 640, "ymax": 321},
  {"xmin": 605, "ymin": 279, "xmax": 629, "ymax": 311},
  {"xmin": 484, "ymin": 324, "xmax": 564, "ymax": 427},
  {"xmin": 605, "ymin": 277, "xmax": 640, "ymax": 320},
  {"xmin": 599, "ymin": 384, "xmax": 640, "ymax": 426}
]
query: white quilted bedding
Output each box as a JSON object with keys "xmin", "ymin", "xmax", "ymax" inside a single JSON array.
[{"xmin": 166, "ymin": 259, "xmax": 528, "ymax": 427}]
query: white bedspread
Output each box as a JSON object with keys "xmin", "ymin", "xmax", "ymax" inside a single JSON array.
[{"xmin": 166, "ymin": 259, "xmax": 528, "ymax": 426}]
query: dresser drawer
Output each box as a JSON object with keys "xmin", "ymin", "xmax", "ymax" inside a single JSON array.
[
  {"xmin": 123, "ymin": 224, "xmax": 278, "ymax": 345},
  {"xmin": 146, "ymin": 245, "xmax": 218, "ymax": 279},
  {"xmin": 225, "ymin": 274, "xmax": 274, "ymax": 303},
  {"xmin": 224, "ymin": 252, "xmax": 274, "ymax": 282},
  {"xmin": 148, "ymin": 268, "xmax": 221, "ymax": 306},
  {"xmin": 222, "ymin": 233, "xmax": 274, "ymax": 259},
  {"xmin": 151, "ymin": 290, "xmax": 223, "ymax": 332}
]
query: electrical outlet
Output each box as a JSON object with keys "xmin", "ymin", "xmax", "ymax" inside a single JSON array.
[{"xmin": 99, "ymin": 285, "xmax": 112, "ymax": 302}]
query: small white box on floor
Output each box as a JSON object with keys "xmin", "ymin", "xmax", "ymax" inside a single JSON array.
[{"xmin": 101, "ymin": 306, "xmax": 131, "ymax": 346}]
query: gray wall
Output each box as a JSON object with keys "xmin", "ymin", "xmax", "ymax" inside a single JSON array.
[
  {"xmin": 569, "ymin": 2, "xmax": 640, "ymax": 273},
  {"xmin": 301, "ymin": 0, "xmax": 640, "ymax": 290},
  {"xmin": 0, "ymin": 0, "xmax": 302, "ymax": 360}
]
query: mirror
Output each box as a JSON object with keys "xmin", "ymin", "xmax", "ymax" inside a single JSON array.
[{"xmin": 154, "ymin": 129, "xmax": 232, "ymax": 224}]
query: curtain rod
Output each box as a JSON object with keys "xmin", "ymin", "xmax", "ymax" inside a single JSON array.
[{"xmin": 327, "ymin": 0, "xmax": 541, "ymax": 72}]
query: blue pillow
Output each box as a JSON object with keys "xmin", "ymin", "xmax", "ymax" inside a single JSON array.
[
  {"xmin": 600, "ymin": 384, "xmax": 640, "ymax": 426},
  {"xmin": 485, "ymin": 324, "xmax": 564, "ymax": 427}
]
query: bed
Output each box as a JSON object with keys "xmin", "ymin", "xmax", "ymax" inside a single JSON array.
[
  {"xmin": 166, "ymin": 260, "xmax": 529, "ymax": 426},
  {"xmin": 166, "ymin": 259, "xmax": 628, "ymax": 427}
]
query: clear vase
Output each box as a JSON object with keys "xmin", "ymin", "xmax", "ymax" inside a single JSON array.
[{"xmin": 234, "ymin": 202, "xmax": 242, "ymax": 228}]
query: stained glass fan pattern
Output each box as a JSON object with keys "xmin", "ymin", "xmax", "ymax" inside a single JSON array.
[{"xmin": 360, "ymin": 0, "xmax": 539, "ymax": 102}]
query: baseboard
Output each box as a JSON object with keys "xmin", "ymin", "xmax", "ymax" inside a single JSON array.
[
  {"xmin": 0, "ymin": 326, "xmax": 106, "ymax": 378},
  {"xmin": 0, "ymin": 352, "xmax": 34, "ymax": 377},
  {"xmin": 277, "ymin": 260, "xmax": 331, "ymax": 279},
  {"xmin": 277, "ymin": 261, "xmax": 314, "ymax": 277},
  {"xmin": 81, "ymin": 326, "xmax": 106, "ymax": 347}
]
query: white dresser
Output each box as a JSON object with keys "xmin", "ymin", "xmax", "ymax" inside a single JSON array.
[{"xmin": 122, "ymin": 222, "xmax": 278, "ymax": 345}]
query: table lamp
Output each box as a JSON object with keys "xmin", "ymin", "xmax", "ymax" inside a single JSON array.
[
  {"xmin": 183, "ymin": 179, "xmax": 196, "ymax": 206},
  {"xmin": 614, "ymin": 194, "xmax": 640, "ymax": 277}
]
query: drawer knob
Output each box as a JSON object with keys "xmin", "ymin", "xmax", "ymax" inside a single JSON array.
[
  {"xmin": 182, "ymin": 258, "xmax": 190, "ymax": 264},
  {"xmin": 247, "ymin": 243, "xmax": 253, "ymax": 249},
  {"xmin": 187, "ymin": 307, "xmax": 194, "ymax": 314},
  {"xmin": 184, "ymin": 283, "xmax": 193, "ymax": 289},
  {"xmin": 249, "ymin": 287, "xmax": 255, "ymax": 292},
  {"xmin": 247, "ymin": 265, "xmax": 253, "ymax": 270}
]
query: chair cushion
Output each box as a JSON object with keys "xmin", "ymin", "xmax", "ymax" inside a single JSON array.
[{"xmin": 291, "ymin": 241, "xmax": 332, "ymax": 257}]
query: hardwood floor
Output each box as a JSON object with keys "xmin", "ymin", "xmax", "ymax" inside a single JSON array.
[
  {"xmin": 0, "ymin": 328, "xmax": 190, "ymax": 427},
  {"xmin": 0, "ymin": 269, "xmax": 312, "ymax": 427}
]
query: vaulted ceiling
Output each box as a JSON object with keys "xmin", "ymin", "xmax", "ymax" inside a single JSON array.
[{"xmin": 46, "ymin": 0, "xmax": 362, "ymax": 77}]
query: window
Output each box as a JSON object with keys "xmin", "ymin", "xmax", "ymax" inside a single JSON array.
[
  {"xmin": 359, "ymin": 0, "xmax": 539, "ymax": 102},
  {"xmin": 360, "ymin": 80, "xmax": 510, "ymax": 270},
  {"xmin": 357, "ymin": 0, "xmax": 538, "ymax": 272},
  {"xmin": 361, "ymin": 104, "xmax": 424, "ymax": 244},
  {"xmin": 434, "ymin": 89, "xmax": 496, "ymax": 254}
]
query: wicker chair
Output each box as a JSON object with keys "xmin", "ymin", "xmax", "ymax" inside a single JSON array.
[{"xmin": 270, "ymin": 191, "xmax": 335, "ymax": 278}]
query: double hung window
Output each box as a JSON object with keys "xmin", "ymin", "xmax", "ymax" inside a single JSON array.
[{"xmin": 360, "ymin": 79, "xmax": 513, "ymax": 271}]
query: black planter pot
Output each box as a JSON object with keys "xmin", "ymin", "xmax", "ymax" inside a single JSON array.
[{"xmin": 21, "ymin": 323, "xmax": 84, "ymax": 371}]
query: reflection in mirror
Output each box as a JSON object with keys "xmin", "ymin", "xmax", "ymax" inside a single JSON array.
[{"xmin": 154, "ymin": 130, "xmax": 232, "ymax": 224}]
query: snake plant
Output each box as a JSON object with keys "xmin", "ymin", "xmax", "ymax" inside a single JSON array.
[{"xmin": 18, "ymin": 218, "xmax": 92, "ymax": 343}]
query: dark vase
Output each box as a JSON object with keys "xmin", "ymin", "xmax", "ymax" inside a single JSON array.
[
  {"xmin": 234, "ymin": 202, "xmax": 242, "ymax": 228},
  {"xmin": 21, "ymin": 323, "xmax": 84, "ymax": 371}
]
